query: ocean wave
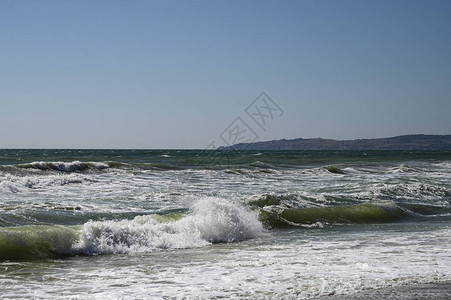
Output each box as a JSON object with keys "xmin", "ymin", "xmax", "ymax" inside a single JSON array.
[
  {"xmin": 17, "ymin": 161, "xmax": 110, "ymax": 172},
  {"xmin": 388, "ymin": 164, "xmax": 423, "ymax": 174},
  {"xmin": 379, "ymin": 182, "xmax": 451, "ymax": 201},
  {"xmin": 325, "ymin": 166, "xmax": 346, "ymax": 174},
  {"xmin": 0, "ymin": 225, "xmax": 79, "ymax": 260},
  {"xmin": 0, "ymin": 197, "xmax": 264, "ymax": 260},
  {"xmin": 299, "ymin": 165, "xmax": 348, "ymax": 176},
  {"xmin": 6, "ymin": 161, "xmax": 182, "ymax": 173},
  {"xmin": 259, "ymin": 202, "xmax": 403, "ymax": 227},
  {"xmin": 138, "ymin": 163, "xmax": 181, "ymax": 170},
  {"xmin": 247, "ymin": 192, "xmax": 353, "ymax": 210},
  {"xmin": 75, "ymin": 197, "xmax": 263, "ymax": 255},
  {"xmin": 0, "ymin": 173, "xmax": 85, "ymax": 193},
  {"xmin": 247, "ymin": 161, "xmax": 276, "ymax": 169},
  {"xmin": 258, "ymin": 201, "xmax": 451, "ymax": 228},
  {"xmin": 248, "ymin": 193, "xmax": 312, "ymax": 208}
]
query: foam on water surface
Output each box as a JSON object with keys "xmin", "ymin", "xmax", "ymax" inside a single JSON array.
[
  {"xmin": 0, "ymin": 150, "xmax": 450, "ymax": 298},
  {"xmin": 0, "ymin": 197, "xmax": 264, "ymax": 259},
  {"xmin": 2, "ymin": 223, "xmax": 450, "ymax": 299},
  {"xmin": 74, "ymin": 197, "xmax": 264, "ymax": 255}
]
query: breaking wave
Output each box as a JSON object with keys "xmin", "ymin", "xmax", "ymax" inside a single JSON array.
[
  {"xmin": 0, "ymin": 197, "xmax": 264, "ymax": 260},
  {"xmin": 17, "ymin": 161, "xmax": 110, "ymax": 172}
]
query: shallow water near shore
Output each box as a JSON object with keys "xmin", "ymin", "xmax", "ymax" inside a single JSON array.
[{"xmin": 1, "ymin": 150, "xmax": 450, "ymax": 298}]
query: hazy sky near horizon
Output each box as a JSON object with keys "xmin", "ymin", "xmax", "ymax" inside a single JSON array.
[{"xmin": 1, "ymin": 0, "xmax": 450, "ymax": 148}]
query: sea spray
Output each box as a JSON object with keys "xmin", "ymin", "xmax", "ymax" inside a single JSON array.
[
  {"xmin": 185, "ymin": 197, "xmax": 264, "ymax": 243},
  {"xmin": 74, "ymin": 197, "xmax": 264, "ymax": 255}
]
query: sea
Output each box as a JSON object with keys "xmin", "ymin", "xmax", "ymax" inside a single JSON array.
[{"xmin": 0, "ymin": 149, "xmax": 450, "ymax": 299}]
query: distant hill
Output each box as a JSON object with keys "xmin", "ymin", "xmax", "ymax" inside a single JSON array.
[{"xmin": 218, "ymin": 135, "xmax": 451, "ymax": 151}]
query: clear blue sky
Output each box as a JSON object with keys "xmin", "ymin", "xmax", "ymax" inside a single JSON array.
[{"xmin": 1, "ymin": 0, "xmax": 450, "ymax": 148}]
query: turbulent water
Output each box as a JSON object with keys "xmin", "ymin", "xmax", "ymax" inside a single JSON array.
[{"xmin": 0, "ymin": 149, "xmax": 450, "ymax": 299}]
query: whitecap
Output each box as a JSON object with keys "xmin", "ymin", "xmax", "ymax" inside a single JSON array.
[{"xmin": 73, "ymin": 197, "xmax": 264, "ymax": 255}]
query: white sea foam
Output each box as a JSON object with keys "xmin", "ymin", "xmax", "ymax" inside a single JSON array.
[
  {"xmin": 7, "ymin": 224, "xmax": 451, "ymax": 299},
  {"xmin": 2, "ymin": 152, "xmax": 450, "ymax": 299},
  {"xmin": 0, "ymin": 173, "xmax": 85, "ymax": 193},
  {"xmin": 73, "ymin": 197, "xmax": 264, "ymax": 255}
]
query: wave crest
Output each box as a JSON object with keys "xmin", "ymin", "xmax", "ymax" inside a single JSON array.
[
  {"xmin": 18, "ymin": 161, "xmax": 109, "ymax": 172},
  {"xmin": 259, "ymin": 202, "xmax": 407, "ymax": 227},
  {"xmin": 0, "ymin": 197, "xmax": 263, "ymax": 260},
  {"xmin": 74, "ymin": 197, "xmax": 264, "ymax": 255}
]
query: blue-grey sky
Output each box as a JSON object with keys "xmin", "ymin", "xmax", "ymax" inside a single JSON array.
[{"xmin": 1, "ymin": 0, "xmax": 450, "ymax": 148}]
